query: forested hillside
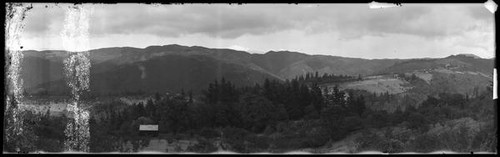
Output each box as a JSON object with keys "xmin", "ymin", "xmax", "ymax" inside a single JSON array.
[
  {"xmin": 22, "ymin": 44, "xmax": 401, "ymax": 96},
  {"xmin": 10, "ymin": 45, "xmax": 495, "ymax": 153},
  {"xmin": 6, "ymin": 73, "xmax": 495, "ymax": 153}
]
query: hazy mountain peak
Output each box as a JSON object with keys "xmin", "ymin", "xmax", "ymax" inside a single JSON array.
[
  {"xmin": 453, "ymin": 53, "xmax": 482, "ymax": 59},
  {"xmin": 163, "ymin": 44, "xmax": 184, "ymax": 47},
  {"xmin": 265, "ymin": 50, "xmax": 308, "ymax": 56}
]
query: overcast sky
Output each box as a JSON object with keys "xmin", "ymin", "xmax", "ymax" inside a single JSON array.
[{"xmin": 19, "ymin": 3, "xmax": 494, "ymax": 59}]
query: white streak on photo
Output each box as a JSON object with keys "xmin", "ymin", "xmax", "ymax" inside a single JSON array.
[
  {"xmin": 60, "ymin": 4, "xmax": 92, "ymax": 152},
  {"xmin": 368, "ymin": 1, "xmax": 400, "ymax": 9},
  {"xmin": 494, "ymin": 68, "xmax": 497, "ymax": 99},
  {"xmin": 484, "ymin": 0, "xmax": 497, "ymax": 13}
]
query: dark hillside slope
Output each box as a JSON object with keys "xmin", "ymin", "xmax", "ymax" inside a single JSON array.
[{"xmin": 32, "ymin": 54, "xmax": 281, "ymax": 96}]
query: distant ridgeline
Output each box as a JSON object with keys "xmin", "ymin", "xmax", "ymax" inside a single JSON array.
[
  {"xmin": 20, "ymin": 45, "xmax": 493, "ymax": 113},
  {"xmin": 20, "ymin": 44, "xmax": 399, "ymax": 96}
]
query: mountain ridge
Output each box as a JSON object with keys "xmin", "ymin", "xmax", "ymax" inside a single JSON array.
[{"xmin": 19, "ymin": 44, "xmax": 494, "ymax": 96}]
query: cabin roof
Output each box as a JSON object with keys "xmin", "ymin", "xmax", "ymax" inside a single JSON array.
[{"xmin": 139, "ymin": 125, "xmax": 158, "ymax": 131}]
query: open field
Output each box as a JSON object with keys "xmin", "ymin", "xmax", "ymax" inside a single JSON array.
[{"xmin": 323, "ymin": 76, "xmax": 411, "ymax": 95}]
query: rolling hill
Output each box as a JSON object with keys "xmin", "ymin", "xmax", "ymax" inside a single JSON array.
[
  {"xmin": 375, "ymin": 54, "xmax": 494, "ymax": 76},
  {"xmin": 373, "ymin": 54, "xmax": 494, "ymax": 96},
  {"xmin": 20, "ymin": 44, "xmax": 494, "ymax": 97},
  {"xmin": 30, "ymin": 54, "xmax": 282, "ymax": 96}
]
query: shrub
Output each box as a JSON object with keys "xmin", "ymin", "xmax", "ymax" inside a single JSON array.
[
  {"xmin": 245, "ymin": 135, "xmax": 270, "ymax": 152},
  {"xmin": 273, "ymin": 136, "xmax": 302, "ymax": 151},
  {"xmin": 199, "ymin": 128, "xmax": 219, "ymax": 139},
  {"xmin": 412, "ymin": 133, "xmax": 440, "ymax": 152},
  {"xmin": 300, "ymin": 135, "xmax": 329, "ymax": 148},
  {"xmin": 222, "ymin": 127, "xmax": 251, "ymax": 152},
  {"xmin": 344, "ymin": 116, "xmax": 363, "ymax": 132},
  {"xmin": 186, "ymin": 138, "xmax": 218, "ymax": 153}
]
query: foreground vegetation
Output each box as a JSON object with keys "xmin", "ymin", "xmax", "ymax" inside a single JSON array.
[{"xmin": 3, "ymin": 73, "xmax": 496, "ymax": 153}]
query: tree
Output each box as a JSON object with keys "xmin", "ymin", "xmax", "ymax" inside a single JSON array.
[
  {"xmin": 346, "ymin": 91, "xmax": 356, "ymax": 113},
  {"xmin": 145, "ymin": 99, "xmax": 156, "ymax": 120},
  {"xmin": 310, "ymin": 82, "xmax": 324, "ymax": 113},
  {"xmin": 331, "ymin": 85, "xmax": 346, "ymax": 108},
  {"xmin": 303, "ymin": 104, "xmax": 320, "ymax": 120},
  {"xmin": 411, "ymin": 73, "xmax": 418, "ymax": 81},
  {"xmin": 161, "ymin": 95, "xmax": 190, "ymax": 134},
  {"xmin": 284, "ymin": 79, "xmax": 306, "ymax": 120},
  {"xmin": 237, "ymin": 93, "xmax": 282, "ymax": 133},
  {"xmin": 320, "ymin": 103, "xmax": 348, "ymax": 141},
  {"xmin": 204, "ymin": 78, "xmax": 240, "ymax": 105},
  {"xmin": 188, "ymin": 90, "xmax": 193, "ymax": 103},
  {"xmin": 355, "ymin": 94, "xmax": 366, "ymax": 117},
  {"xmin": 320, "ymin": 86, "xmax": 352, "ymax": 140},
  {"xmin": 263, "ymin": 79, "xmax": 272, "ymax": 99},
  {"xmin": 135, "ymin": 102, "xmax": 146, "ymax": 118},
  {"xmin": 406, "ymin": 112, "xmax": 429, "ymax": 131}
]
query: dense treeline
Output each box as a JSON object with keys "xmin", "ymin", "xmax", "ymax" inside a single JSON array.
[
  {"xmin": 87, "ymin": 76, "xmax": 366, "ymax": 132},
  {"xmin": 83, "ymin": 75, "xmax": 357, "ymax": 151},
  {"xmin": 83, "ymin": 76, "xmax": 368, "ymax": 152},
  {"xmin": 295, "ymin": 72, "xmax": 360, "ymax": 85},
  {"xmin": 86, "ymin": 75, "xmax": 497, "ymax": 153}
]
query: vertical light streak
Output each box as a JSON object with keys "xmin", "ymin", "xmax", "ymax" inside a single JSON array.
[
  {"xmin": 4, "ymin": 3, "xmax": 31, "ymax": 145},
  {"xmin": 61, "ymin": 5, "xmax": 92, "ymax": 152}
]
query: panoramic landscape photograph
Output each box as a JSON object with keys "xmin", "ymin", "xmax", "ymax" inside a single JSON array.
[{"xmin": 3, "ymin": 3, "xmax": 497, "ymax": 154}]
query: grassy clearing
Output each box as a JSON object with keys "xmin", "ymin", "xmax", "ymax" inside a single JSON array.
[{"xmin": 336, "ymin": 76, "xmax": 410, "ymax": 95}]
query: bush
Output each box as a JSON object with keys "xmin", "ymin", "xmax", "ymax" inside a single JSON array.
[
  {"xmin": 262, "ymin": 125, "xmax": 276, "ymax": 135},
  {"xmin": 412, "ymin": 134, "xmax": 440, "ymax": 152},
  {"xmin": 356, "ymin": 130, "xmax": 380, "ymax": 151},
  {"xmin": 356, "ymin": 129, "xmax": 406, "ymax": 153},
  {"xmin": 186, "ymin": 138, "xmax": 218, "ymax": 153},
  {"xmin": 380, "ymin": 139, "xmax": 405, "ymax": 153},
  {"xmin": 36, "ymin": 138, "xmax": 63, "ymax": 152},
  {"xmin": 344, "ymin": 116, "xmax": 363, "ymax": 132},
  {"xmin": 245, "ymin": 135, "xmax": 270, "ymax": 152},
  {"xmin": 222, "ymin": 127, "xmax": 251, "ymax": 152},
  {"xmin": 411, "ymin": 117, "xmax": 485, "ymax": 152},
  {"xmin": 199, "ymin": 128, "xmax": 219, "ymax": 139},
  {"xmin": 273, "ymin": 136, "xmax": 302, "ymax": 151},
  {"xmin": 406, "ymin": 112, "xmax": 429, "ymax": 131},
  {"xmin": 301, "ymin": 135, "xmax": 329, "ymax": 148},
  {"xmin": 471, "ymin": 122, "xmax": 497, "ymax": 152}
]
